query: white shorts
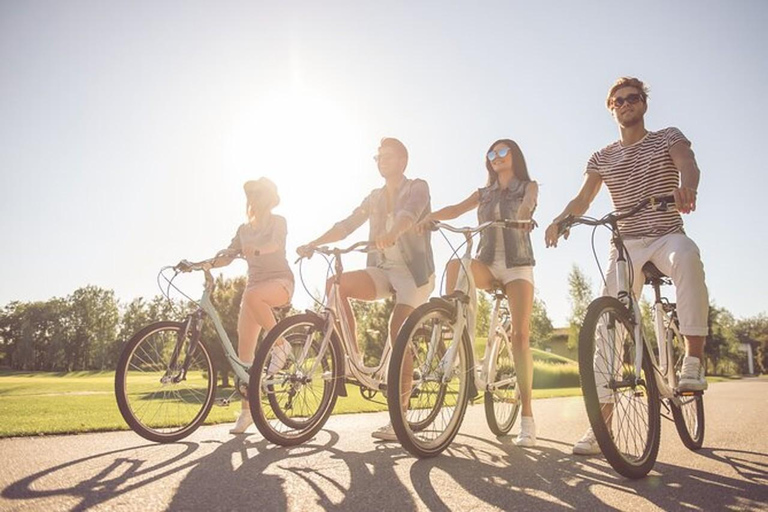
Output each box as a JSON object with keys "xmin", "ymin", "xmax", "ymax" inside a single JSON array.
[
  {"xmin": 365, "ymin": 266, "xmax": 435, "ymax": 309},
  {"xmin": 486, "ymin": 261, "xmax": 534, "ymax": 287}
]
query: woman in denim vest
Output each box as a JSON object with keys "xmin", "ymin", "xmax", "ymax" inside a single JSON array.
[{"xmin": 419, "ymin": 139, "xmax": 539, "ymax": 447}]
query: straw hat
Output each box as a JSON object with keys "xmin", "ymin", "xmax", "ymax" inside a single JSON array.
[{"xmin": 243, "ymin": 177, "xmax": 279, "ymax": 210}]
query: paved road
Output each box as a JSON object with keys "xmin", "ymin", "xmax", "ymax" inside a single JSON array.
[{"xmin": 1, "ymin": 379, "xmax": 766, "ymax": 511}]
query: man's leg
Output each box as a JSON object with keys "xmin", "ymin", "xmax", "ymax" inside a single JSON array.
[
  {"xmin": 652, "ymin": 234, "xmax": 709, "ymax": 390},
  {"xmin": 328, "ymin": 270, "xmax": 379, "ymax": 358}
]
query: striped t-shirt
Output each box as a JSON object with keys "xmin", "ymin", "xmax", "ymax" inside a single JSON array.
[{"xmin": 585, "ymin": 127, "xmax": 689, "ymax": 238}]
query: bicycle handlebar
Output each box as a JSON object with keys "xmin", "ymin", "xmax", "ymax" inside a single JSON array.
[
  {"xmin": 557, "ymin": 195, "xmax": 676, "ymax": 236},
  {"xmin": 431, "ymin": 218, "xmax": 535, "ymax": 234}
]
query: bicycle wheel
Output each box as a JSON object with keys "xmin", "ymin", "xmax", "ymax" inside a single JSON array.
[
  {"xmin": 115, "ymin": 321, "xmax": 216, "ymax": 443},
  {"xmin": 579, "ymin": 297, "xmax": 661, "ymax": 479},
  {"xmin": 484, "ymin": 328, "xmax": 520, "ymax": 436},
  {"xmin": 249, "ymin": 313, "xmax": 342, "ymax": 446},
  {"xmin": 388, "ymin": 300, "xmax": 473, "ymax": 458},
  {"xmin": 669, "ymin": 329, "xmax": 705, "ymax": 450}
]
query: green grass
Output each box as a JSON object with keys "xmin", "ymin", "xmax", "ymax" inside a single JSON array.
[
  {"xmin": 2, "ymin": 360, "xmax": 735, "ymax": 438},
  {"xmin": 0, "ymin": 369, "xmax": 584, "ymax": 438}
]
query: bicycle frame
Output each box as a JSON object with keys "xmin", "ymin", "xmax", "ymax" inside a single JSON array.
[
  {"xmin": 193, "ymin": 269, "xmax": 250, "ymax": 384},
  {"xmin": 432, "ymin": 221, "xmax": 520, "ymax": 395},
  {"xmin": 588, "ymin": 199, "xmax": 685, "ymax": 405},
  {"xmin": 299, "ymin": 245, "xmax": 393, "ymax": 393}
]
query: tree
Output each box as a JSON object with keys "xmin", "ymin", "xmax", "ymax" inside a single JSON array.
[
  {"xmin": 567, "ymin": 265, "xmax": 593, "ymax": 348},
  {"xmin": 706, "ymin": 304, "xmax": 739, "ymax": 375},
  {"xmin": 733, "ymin": 313, "xmax": 768, "ymax": 374},
  {"xmin": 352, "ymin": 298, "xmax": 394, "ymax": 367},
  {"xmin": 530, "ymin": 296, "xmax": 553, "ymax": 347},
  {"xmin": 67, "ymin": 286, "xmax": 119, "ymax": 370},
  {"xmin": 476, "ymin": 291, "xmax": 491, "ymax": 338}
]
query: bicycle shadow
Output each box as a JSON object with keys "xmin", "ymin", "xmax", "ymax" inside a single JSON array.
[
  {"xmin": 2, "ymin": 441, "xmax": 202, "ymax": 512},
  {"xmin": 3, "ymin": 429, "xmax": 766, "ymax": 511},
  {"xmin": 405, "ymin": 434, "xmax": 768, "ymax": 511},
  {"xmin": 168, "ymin": 430, "xmax": 419, "ymax": 511}
]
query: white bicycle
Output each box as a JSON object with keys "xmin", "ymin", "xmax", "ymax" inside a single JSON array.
[
  {"xmin": 387, "ymin": 220, "xmax": 530, "ymax": 457},
  {"xmin": 557, "ymin": 195, "xmax": 705, "ymax": 479}
]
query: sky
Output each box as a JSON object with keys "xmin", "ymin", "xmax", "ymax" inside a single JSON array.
[{"xmin": 1, "ymin": 0, "xmax": 767, "ymax": 326}]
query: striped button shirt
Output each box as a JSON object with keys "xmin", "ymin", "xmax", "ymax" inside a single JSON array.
[{"xmin": 585, "ymin": 127, "xmax": 689, "ymax": 238}]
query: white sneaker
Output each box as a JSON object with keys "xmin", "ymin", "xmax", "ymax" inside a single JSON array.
[
  {"xmin": 371, "ymin": 423, "xmax": 398, "ymax": 442},
  {"xmin": 572, "ymin": 427, "xmax": 601, "ymax": 455},
  {"xmin": 267, "ymin": 340, "xmax": 291, "ymax": 375},
  {"xmin": 678, "ymin": 356, "xmax": 708, "ymax": 392},
  {"xmin": 229, "ymin": 410, "xmax": 253, "ymax": 434},
  {"xmin": 513, "ymin": 416, "xmax": 536, "ymax": 447}
]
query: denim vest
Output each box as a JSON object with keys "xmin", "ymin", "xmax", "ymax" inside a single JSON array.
[
  {"xmin": 336, "ymin": 178, "xmax": 435, "ymax": 287},
  {"xmin": 476, "ymin": 180, "xmax": 536, "ymax": 268}
]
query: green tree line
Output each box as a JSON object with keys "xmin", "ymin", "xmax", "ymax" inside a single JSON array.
[{"xmin": 1, "ymin": 268, "xmax": 766, "ymax": 376}]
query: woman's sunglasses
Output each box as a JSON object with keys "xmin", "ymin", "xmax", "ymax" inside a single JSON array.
[{"xmin": 487, "ymin": 147, "xmax": 511, "ymax": 161}]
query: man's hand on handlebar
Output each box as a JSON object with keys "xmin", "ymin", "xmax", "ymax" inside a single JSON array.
[{"xmin": 673, "ymin": 187, "xmax": 697, "ymax": 214}]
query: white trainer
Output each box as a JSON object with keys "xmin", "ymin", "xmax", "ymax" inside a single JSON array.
[
  {"xmin": 229, "ymin": 410, "xmax": 253, "ymax": 434},
  {"xmin": 678, "ymin": 356, "xmax": 708, "ymax": 392},
  {"xmin": 513, "ymin": 416, "xmax": 536, "ymax": 447},
  {"xmin": 371, "ymin": 423, "xmax": 398, "ymax": 442},
  {"xmin": 572, "ymin": 427, "xmax": 601, "ymax": 455}
]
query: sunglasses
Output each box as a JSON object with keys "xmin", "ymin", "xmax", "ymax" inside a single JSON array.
[
  {"xmin": 373, "ymin": 152, "xmax": 398, "ymax": 163},
  {"xmin": 610, "ymin": 93, "xmax": 643, "ymax": 109},
  {"xmin": 487, "ymin": 147, "xmax": 511, "ymax": 161}
]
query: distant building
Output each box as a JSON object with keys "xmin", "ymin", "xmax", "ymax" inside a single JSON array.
[{"xmin": 539, "ymin": 327, "xmax": 577, "ymax": 361}]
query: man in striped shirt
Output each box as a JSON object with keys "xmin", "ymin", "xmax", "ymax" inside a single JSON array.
[{"xmin": 544, "ymin": 77, "xmax": 709, "ymax": 455}]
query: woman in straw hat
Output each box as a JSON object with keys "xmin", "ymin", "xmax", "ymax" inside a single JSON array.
[{"xmin": 206, "ymin": 177, "xmax": 294, "ymax": 434}]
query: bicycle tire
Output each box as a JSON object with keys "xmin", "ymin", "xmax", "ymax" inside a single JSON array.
[
  {"xmin": 249, "ymin": 313, "xmax": 342, "ymax": 446},
  {"xmin": 115, "ymin": 321, "xmax": 216, "ymax": 443},
  {"xmin": 484, "ymin": 329, "xmax": 520, "ymax": 436},
  {"xmin": 387, "ymin": 300, "xmax": 473, "ymax": 458},
  {"xmin": 669, "ymin": 327, "xmax": 705, "ymax": 450},
  {"xmin": 579, "ymin": 297, "xmax": 661, "ymax": 479}
]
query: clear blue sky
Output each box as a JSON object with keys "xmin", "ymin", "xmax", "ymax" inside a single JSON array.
[{"xmin": 1, "ymin": 0, "xmax": 766, "ymax": 326}]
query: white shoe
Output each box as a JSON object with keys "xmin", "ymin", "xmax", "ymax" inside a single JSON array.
[
  {"xmin": 267, "ymin": 340, "xmax": 291, "ymax": 375},
  {"xmin": 229, "ymin": 410, "xmax": 253, "ymax": 434},
  {"xmin": 513, "ymin": 416, "xmax": 536, "ymax": 447},
  {"xmin": 371, "ymin": 423, "xmax": 398, "ymax": 442},
  {"xmin": 678, "ymin": 356, "xmax": 708, "ymax": 392},
  {"xmin": 572, "ymin": 427, "xmax": 601, "ymax": 455}
]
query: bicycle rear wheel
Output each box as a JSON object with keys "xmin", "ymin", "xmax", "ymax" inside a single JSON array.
[
  {"xmin": 579, "ymin": 297, "xmax": 660, "ymax": 479},
  {"xmin": 249, "ymin": 313, "xmax": 342, "ymax": 446},
  {"xmin": 484, "ymin": 329, "xmax": 520, "ymax": 436},
  {"xmin": 387, "ymin": 300, "xmax": 472, "ymax": 458},
  {"xmin": 115, "ymin": 321, "xmax": 216, "ymax": 443},
  {"xmin": 669, "ymin": 329, "xmax": 705, "ymax": 450}
]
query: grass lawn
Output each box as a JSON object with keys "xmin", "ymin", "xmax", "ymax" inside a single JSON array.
[
  {"xmin": 0, "ymin": 369, "xmax": 583, "ymax": 438},
  {"xmin": 1, "ymin": 365, "xmax": 744, "ymax": 438}
]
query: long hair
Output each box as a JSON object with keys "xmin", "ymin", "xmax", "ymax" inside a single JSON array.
[{"xmin": 484, "ymin": 139, "xmax": 531, "ymax": 186}]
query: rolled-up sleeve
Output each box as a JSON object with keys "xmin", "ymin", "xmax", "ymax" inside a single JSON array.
[
  {"xmin": 225, "ymin": 226, "xmax": 243, "ymax": 255},
  {"xmin": 395, "ymin": 179, "xmax": 430, "ymax": 223},
  {"xmin": 333, "ymin": 193, "xmax": 371, "ymax": 238}
]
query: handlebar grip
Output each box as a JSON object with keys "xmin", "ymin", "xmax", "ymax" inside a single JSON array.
[{"xmin": 557, "ymin": 215, "xmax": 574, "ymax": 236}]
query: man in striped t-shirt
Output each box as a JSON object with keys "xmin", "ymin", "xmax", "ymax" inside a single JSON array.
[{"xmin": 544, "ymin": 77, "xmax": 709, "ymax": 456}]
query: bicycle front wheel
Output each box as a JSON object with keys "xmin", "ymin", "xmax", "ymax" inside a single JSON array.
[
  {"xmin": 387, "ymin": 300, "xmax": 473, "ymax": 458},
  {"xmin": 484, "ymin": 328, "xmax": 520, "ymax": 436},
  {"xmin": 249, "ymin": 313, "xmax": 342, "ymax": 446},
  {"xmin": 579, "ymin": 297, "xmax": 661, "ymax": 479},
  {"xmin": 115, "ymin": 321, "xmax": 216, "ymax": 443}
]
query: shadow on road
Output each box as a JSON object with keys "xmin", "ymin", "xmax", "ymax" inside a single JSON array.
[{"xmin": 3, "ymin": 432, "xmax": 766, "ymax": 511}]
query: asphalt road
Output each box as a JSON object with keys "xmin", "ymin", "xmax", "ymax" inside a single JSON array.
[{"xmin": 1, "ymin": 379, "xmax": 766, "ymax": 511}]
